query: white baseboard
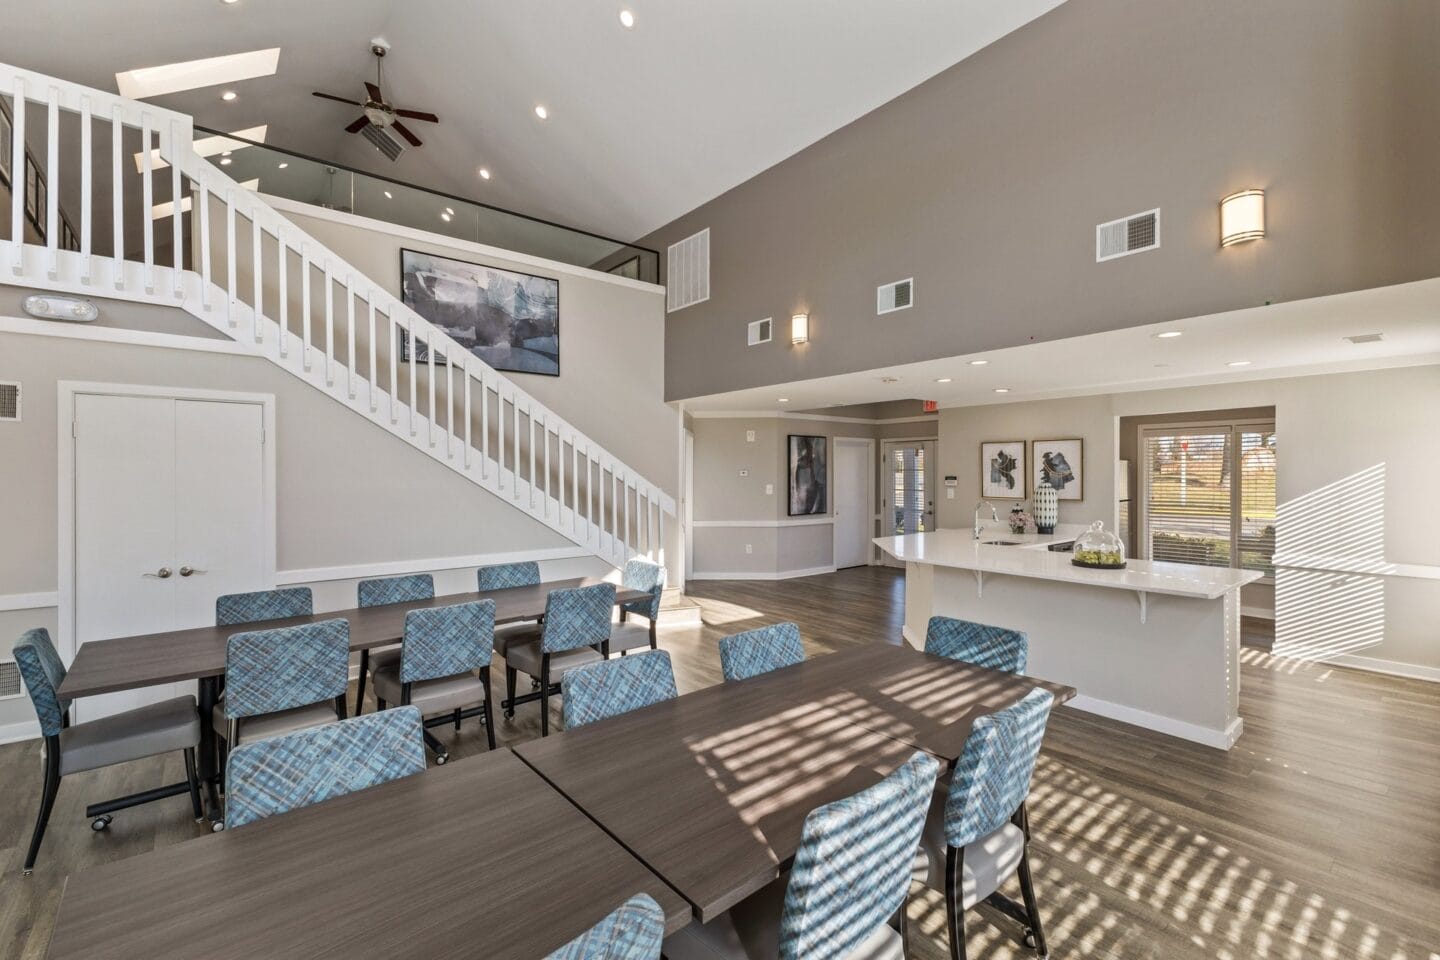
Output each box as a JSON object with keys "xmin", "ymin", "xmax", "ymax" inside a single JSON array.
[
  {"xmin": 688, "ymin": 565, "xmax": 837, "ymax": 582},
  {"xmin": 1320, "ymin": 652, "xmax": 1440, "ymax": 683},
  {"xmin": 276, "ymin": 546, "xmax": 595, "ymax": 586},
  {"xmin": 0, "ymin": 591, "xmax": 59, "ymax": 612},
  {"xmin": 1240, "ymin": 605, "xmax": 1276, "ymax": 620},
  {"xmin": 0, "ymin": 717, "xmax": 41, "ymax": 745},
  {"xmin": 1063, "ymin": 694, "xmax": 1243, "ymax": 750}
]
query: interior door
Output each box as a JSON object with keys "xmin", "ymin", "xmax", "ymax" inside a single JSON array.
[{"xmin": 833, "ymin": 440, "xmax": 870, "ymax": 569}]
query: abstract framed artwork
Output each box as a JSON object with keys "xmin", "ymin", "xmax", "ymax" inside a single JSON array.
[
  {"xmin": 399, "ymin": 248, "xmax": 560, "ymax": 376},
  {"xmin": 788, "ymin": 435, "xmax": 828, "ymax": 516},
  {"xmin": 980, "ymin": 440, "xmax": 1026, "ymax": 500},
  {"xmin": 0, "ymin": 105, "xmax": 11, "ymax": 186},
  {"xmin": 1033, "ymin": 438, "xmax": 1084, "ymax": 501}
]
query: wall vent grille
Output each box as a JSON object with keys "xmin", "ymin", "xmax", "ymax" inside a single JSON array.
[
  {"xmin": 0, "ymin": 659, "xmax": 21, "ymax": 700},
  {"xmin": 1344, "ymin": 333, "xmax": 1384, "ymax": 344},
  {"xmin": 747, "ymin": 317, "xmax": 772, "ymax": 346},
  {"xmin": 1096, "ymin": 208, "xmax": 1160, "ymax": 261},
  {"xmin": 360, "ymin": 124, "xmax": 406, "ymax": 162},
  {"xmin": 0, "ymin": 382, "xmax": 19, "ymax": 421},
  {"xmin": 877, "ymin": 278, "xmax": 914, "ymax": 315},
  {"xmin": 666, "ymin": 228, "xmax": 710, "ymax": 312}
]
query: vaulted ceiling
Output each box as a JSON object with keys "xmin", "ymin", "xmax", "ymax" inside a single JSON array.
[{"xmin": 0, "ymin": 0, "xmax": 1065, "ymax": 240}]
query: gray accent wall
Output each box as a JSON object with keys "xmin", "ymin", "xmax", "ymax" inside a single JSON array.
[{"xmin": 641, "ymin": 0, "xmax": 1440, "ymax": 401}]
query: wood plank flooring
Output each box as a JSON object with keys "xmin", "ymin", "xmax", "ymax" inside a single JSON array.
[{"xmin": 2, "ymin": 566, "xmax": 1436, "ymax": 959}]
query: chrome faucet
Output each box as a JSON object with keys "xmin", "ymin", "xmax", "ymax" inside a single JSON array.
[{"xmin": 974, "ymin": 500, "xmax": 998, "ymax": 539}]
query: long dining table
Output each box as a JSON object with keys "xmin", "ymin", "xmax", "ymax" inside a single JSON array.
[{"xmin": 55, "ymin": 576, "xmax": 651, "ymax": 819}]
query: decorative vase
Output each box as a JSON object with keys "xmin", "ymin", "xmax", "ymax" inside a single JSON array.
[{"xmin": 1033, "ymin": 480, "xmax": 1058, "ymax": 534}]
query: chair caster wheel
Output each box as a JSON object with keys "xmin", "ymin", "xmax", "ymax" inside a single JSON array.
[
  {"xmin": 435, "ymin": 753, "xmax": 449, "ymax": 765},
  {"xmin": 91, "ymin": 815, "xmax": 113, "ymax": 832},
  {"xmin": 22, "ymin": 869, "xmax": 33, "ymax": 877},
  {"xmin": 504, "ymin": 709, "xmax": 515, "ymax": 719},
  {"xmin": 531, "ymin": 679, "xmax": 541, "ymax": 690},
  {"xmin": 211, "ymin": 821, "xmax": 225, "ymax": 833}
]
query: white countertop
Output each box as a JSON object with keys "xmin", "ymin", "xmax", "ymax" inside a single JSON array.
[{"xmin": 874, "ymin": 526, "xmax": 1262, "ymax": 600}]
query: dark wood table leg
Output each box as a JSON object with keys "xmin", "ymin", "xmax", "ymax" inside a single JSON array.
[{"xmin": 197, "ymin": 675, "xmax": 222, "ymax": 822}]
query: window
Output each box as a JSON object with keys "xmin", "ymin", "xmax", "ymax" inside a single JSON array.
[
  {"xmin": 1140, "ymin": 421, "xmax": 1276, "ymax": 577},
  {"xmin": 889, "ymin": 444, "xmax": 929, "ymax": 535}
]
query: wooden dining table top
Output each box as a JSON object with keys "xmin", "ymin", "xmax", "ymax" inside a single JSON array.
[
  {"xmin": 58, "ymin": 577, "xmax": 650, "ymax": 699},
  {"xmin": 515, "ymin": 642, "xmax": 1075, "ymax": 922},
  {"xmin": 44, "ymin": 748, "xmax": 692, "ymax": 960}
]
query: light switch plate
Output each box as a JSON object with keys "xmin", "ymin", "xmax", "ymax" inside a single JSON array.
[
  {"xmin": 745, "ymin": 543, "xmax": 753, "ymax": 554},
  {"xmin": 745, "ymin": 430, "xmax": 755, "ymax": 442},
  {"xmin": 765, "ymin": 483, "xmax": 774, "ymax": 495},
  {"xmin": 946, "ymin": 488, "xmax": 955, "ymax": 499}
]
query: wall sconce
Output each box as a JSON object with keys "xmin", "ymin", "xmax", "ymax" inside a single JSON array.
[
  {"xmin": 1220, "ymin": 189, "xmax": 1265, "ymax": 247},
  {"xmin": 791, "ymin": 313, "xmax": 810, "ymax": 344}
]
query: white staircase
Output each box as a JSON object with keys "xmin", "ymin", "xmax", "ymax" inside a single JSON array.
[{"xmin": 0, "ymin": 62, "xmax": 673, "ymax": 570}]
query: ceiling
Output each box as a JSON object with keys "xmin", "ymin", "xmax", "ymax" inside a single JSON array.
[
  {"xmin": 0, "ymin": 0, "xmax": 1066, "ymax": 241},
  {"xmin": 682, "ymin": 279, "xmax": 1440, "ymax": 414}
]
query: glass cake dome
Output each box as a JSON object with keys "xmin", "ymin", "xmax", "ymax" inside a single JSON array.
[{"xmin": 1071, "ymin": 520, "xmax": 1126, "ymax": 569}]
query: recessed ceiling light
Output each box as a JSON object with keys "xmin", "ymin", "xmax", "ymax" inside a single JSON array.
[
  {"xmin": 619, "ymin": 9, "xmax": 636, "ymax": 27},
  {"xmin": 116, "ymin": 47, "xmax": 280, "ymax": 100},
  {"xmin": 1154, "ymin": 363, "xmax": 1172, "ymax": 368},
  {"xmin": 994, "ymin": 387, "xmax": 1010, "ymax": 394},
  {"xmin": 277, "ymin": 162, "xmax": 287, "ymax": 169},
  {"xmin": 968, "ymin": 359, "xmax": 988, "ymax": 366},
  {"xmin": 383, "ymin": 190, "xmax": 393, "ymax": 199},
  {"xmin": 444, "ymin": 207, "xmax": 455, "ymax": 216},
  {"xmin": 478, "ymin": 167, "xmax": 491, "ymax": 180},
  {"xmin": 221, "ymin": 0, "xmax": 240, "ymax": 4},
  {"xmin": 1227, "ymin": 360, "xmax": 1252, "ymax": 367},
  {"xmin": 441, "ymin": 213, "xmax": 452, "ymax": 223},
  {"xmin": 1154, "ymin": 330, "xmax": 1183, "ymax": 339},
  {"xmin": 219, "ymin": 157, "xmax": 232, "ymax": 165},
  {"xmin": 534, "ymin": 105, "xmax": 549, "ymax": 120},
  {"xmin": 935, "ymin": 378, "xmax": 952, "ymax": 383},
  {"xmin": 221, "ymin": 90, "xmax": 238, "ymax": 102},
  {"xmin": 220, "ymin": 150, "xmax": 232, "ymax": 157},
  {"xmin": 136, "ymin": 124, "xmax": 268, "ymax": 173}
]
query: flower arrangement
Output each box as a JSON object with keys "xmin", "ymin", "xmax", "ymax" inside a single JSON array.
[{"xmin": 1008, "ymin": 509, "xmax": 1034, "ymax": 535}]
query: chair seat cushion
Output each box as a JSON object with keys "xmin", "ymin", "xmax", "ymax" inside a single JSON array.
[
  {"xmin": 370, "ymin": 663, "xmax": 489, "ymax": 716},
  {"xmin": 494, "ymin": 622, "xmax": 539, "ymax": 657},
  {"xmin": 911, "ymin": 781, "xmax": 1026, "ymax": 909},
  {"xmin": 59, "ymin": 696, "xmax": 200, "ymax": 776},
  {"xmin": 213, "ymin": 701, "xmax": 341, "ymax": 745},
  {"xmin": 365, "ymin": 644, "xmax": 403, "ymax": 674},
  {"xmin": 608, "ymin": 621, "xmax": 654, "ymax": 654},
  {"xmin": 504, "ymin": 635, "xmax": 603, "ymax": 679}
]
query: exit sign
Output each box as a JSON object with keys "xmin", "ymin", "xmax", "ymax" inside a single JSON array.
[{"xmin": 923, "ymin": 400, "xmax": 938, "ymax": 413}]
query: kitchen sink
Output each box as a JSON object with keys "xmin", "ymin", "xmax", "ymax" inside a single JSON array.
[{"xmin": 980, "ymin": 539, "xmax": 1023, "ymax": 546}]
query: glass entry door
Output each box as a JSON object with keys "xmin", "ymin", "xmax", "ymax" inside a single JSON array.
[{"xmin": 883, "ymin": 440, "xmax": 936, "ymax": 537}]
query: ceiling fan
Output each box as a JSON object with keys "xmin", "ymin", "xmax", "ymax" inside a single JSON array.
[{"xmin": 312, "ymin": 41, "xmax": 439, "ymax": 147}]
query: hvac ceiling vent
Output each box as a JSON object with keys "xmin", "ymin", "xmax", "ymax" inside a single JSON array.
[
  {"xmin": 747, "ymin": 317, "xmax": 773, "ymax": 346},
  {"xmin": 666, "ymin": 228, "xmax": 710, "ymax": 313},
  {"xmin": 0, "ymin": 659, "xmax": 21, "ymax": 701},
  {"xmin": 1344, "ymin": 333, "xmax": 1384, "ymax": 344},
  {"xmin": 0, "ymin": 382, "xmax": 19, "ymax": 421},
  {"xmin": 877, "ymin": 278, "xmax": 914, "ymax": 315},
  {"xmin": 1096, "ymin": 208, "xmax": 1160, "ymax": 262},
  {"xmin": 360, "ymin": 123, "xmax": 406, "ymax": 162}
]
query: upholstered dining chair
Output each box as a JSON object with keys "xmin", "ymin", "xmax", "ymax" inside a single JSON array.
[
  {"xmin": 372, "ymin": 599, "xmax": 498, "ymax": 761},
  {"xmin": 502, "ymin": 582, "xmax": 614, "ymax": 736},
  {"xmin": 215, "ymin": 586, "xmax": 314, "ymax": 627},
  {"xmin": 354, "ymin": 573, "xmax": 435, "ymax": 715},
  {"xmin": 224, "ymin": 706, "xmax": 426, "ymax": 830},
  {"xmin": 924, "ymin": 616, "xmax": 1029, "ymax": 674},
  {"xmin": 477, "ymin": 561, "xmax": 542, "ymax": 662},
  {"xmin": 608, "ymin": 558, "xmax": 666, "ymax": 656},
  {"xmin": 912, "ymin": 687, "xmax": 1055, "ymax": 960},
  {"xmin": 14, "ymin": 628, "xmax": 203, "ymax": 875},
  {"xmin": 562, "ymin": 650, "xmax": 678, "ymax": 730},
  {"xmin": 664, "ymin": 750, "xmax": 939, "ymax": 960},
  {"xmin": 719, "ymin": 622, "xmax": 805, "ymax": 682},
  {"xmin": 547, "ymin": 893, "xmax": 666, "ymax": 960}
]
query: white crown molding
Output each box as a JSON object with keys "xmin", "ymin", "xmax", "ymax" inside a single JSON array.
[
  {"xmin": 692, "ymin": 517, "xmax": 834, "ymax": 528},
  {"xmin": 0, "ymin": 591, "xmax": 60, "ymax": 612},
  {"xmin": 276, "ymin": 545, "xmax": 594, "ymax": 586},
  {"xmin": 688, "ymin": 410, "xmax": 938, "ymax": 426},
  {"xmin": 0, "ymin": 315, "xmax": 246, "ymax": 355}
]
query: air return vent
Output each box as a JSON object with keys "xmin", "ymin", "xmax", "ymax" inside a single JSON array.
[
  {"xmin": 666, "ymin": 228, "xmax": 710, "ymax": 312},
  {"xmin": 0, "ymin": 382, "xmax": 19, "ymax": 421},
  {"xmin": 1096, "ymin": 208, "xmax": 1160, "ymax": 262},
  {"xmin": 360, "ymin": 123, "xmax": 406, "ymax": 162},
  {"xmin": 0, "ymin": 659, "xmax": 21, "ymax": 701},
  {"xmin": 1344, "ymin": 333, "xmax": 1384, "ymax": 344},
  {"xmin": 877, "ymin": 278, "xmax": 913, "ymax": 315},
  {"xmin": 747, "ymin": 317, "xmax": 773, "ymax": 346}
]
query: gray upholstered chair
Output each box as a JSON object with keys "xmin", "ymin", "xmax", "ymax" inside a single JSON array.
[
  {"xmin": 13, "ymin": 628, "xmax": 203, "ymax": 875},
  {"xmin": 719, "ymin": 622, "xmax": 805, "ymax": 682},
  {"xmin": 608, "ymin": 558, "xmax": 665, "ymax": 656},
  {"xmin": 354, "ymin": 574, "xmax": 435, "ymax": 715},
  {"xmin": 923, "ymin": 616, "xmax": 1028, "ymax": 674},
  {"xmin": 547, "ymin": 893, "xmax": 666, "ymax": 960},
  {"xmin": 477, "ymin": 561, "xmax": 542, "ymax": 661},
  {"xmin": 215, "ymin": 587, "xmax": 314, "ymax": 627},
  {"xmin": 372, "ymin": 599, "xmax": 498, "ymax": 761},
  {"xmin": 562, "ymin": 650, "xmax": 678, "ymax": 730},
  {"xmin": 502, "ymin": 582, "xmax": 614, "ymax": 736}
]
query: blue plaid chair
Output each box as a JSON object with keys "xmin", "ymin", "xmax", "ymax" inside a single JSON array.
[
  {"xmin": 719, "ymin": 622, "xmax": 804, "ymax": 682},
  {"xmin": 913, "ymin": 687, "xmax": 1055, "ymax": 959},
  {"xmin": 354, "ymin": 574, "xmax": 435, "ymax": 715},
  {"xmin": 503, "ymin": 583, "xmax": 613, "ymax": 736},
  {"xmin": 372, "ymin": 600, "xmax": 498, "ymax": 761},
  {"xmin": 478, "ymin": 561, "xmax": 543, "ymax": 661},
  {"xmin": 609, "ymin": 559, "xmax": 666, "ymax": 655},
  {"xmin": 924, "ymin": 616, "xmax": 1028, "ymax": 674},
  {"xmin": 215, "ymin": 587, "xmax": 313, "ymax": 626},
  {"xmin": 548, "ymin": 893, "xmax": 666, "ymax": 960},
  {"xmin": 224, "ymin": 706, "xmax": 426, "ymax": 830},
  {"xmin": 562, "ymin": 650, "xmax": 678, "ymax": 729},
  {"xmin": 13, "ymin": 628, "xmax": 202, "ymax": 874}
]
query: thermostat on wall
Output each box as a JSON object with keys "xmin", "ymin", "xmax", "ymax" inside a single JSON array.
[{"xmin": 944, "ymin": 476, "xmax": 958, "ymax": 487}]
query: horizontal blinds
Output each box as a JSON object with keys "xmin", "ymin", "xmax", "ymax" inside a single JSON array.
[
  {"xmin": 1144, "ymin": 431, "xmax": 1233, "ymax": 567},
  {"xmin": 890, "ymin": 446, "xmax": 927, "ymax": 535},
  {"xmin": 1238, "ymin": 430, "xmax": 1277, "ymax": 575}
]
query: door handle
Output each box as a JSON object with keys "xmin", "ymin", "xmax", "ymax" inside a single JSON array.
[
  {"xmin": 143, "ymin": 567, "xmax": 173, "ymax": 579},
  {"xmin": 179, "ymin": 566, "xmax": 206, "ymax": 578}
]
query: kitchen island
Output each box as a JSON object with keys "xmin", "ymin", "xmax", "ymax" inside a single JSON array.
[{"xmin": 875, "ymin": 526, "xmax": 1262, "ymax": 749}]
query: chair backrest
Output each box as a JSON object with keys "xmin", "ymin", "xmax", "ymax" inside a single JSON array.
[
  {"xmin": 215, "ymin": 587, "xmax": 313, "ymax": 627},
  {"xmin": 477, "ymin": 561, "xmax": 541, "ymax": 592},
  {"xmin": 358, "ymin": 574, "xmax": 434, "ymax": 608},
  {"xmin": 400, "ymin": 600, "xmax": 496, "ymax": 684},
  {"xmin": 541, "ymin": 583, "xmax": 617, "ymax": 653},
  {"xmin": 563, "ymin": 650, "xmax": 678, "ymax": 729},
  {"xmin": 545, "ymin": 893, "xmax": 665, "ymax": 960},
  {"xmin": 944, "ymin": 687, "xmax": 1054, "ymax": 849},
  {"xmin": 224, "ymin": 619, "xmax": 351, "ymax": 720},
  {"xmin": 224, "ymin": 706, "xmax": 426, "ymax": 830},
  {"xmin": 719, "ymin": 622, "xmax": 804, "ymax": 682},
  {"xmin": 13, "ymin": 627, "xmax": 70, "ymax": 737},
  {"xmin": 619, "ymin": 558, "xmax": 665, "ymax": 622},
  {"xmin": 924, "ymin": 616, "xmax": 1028, "ymax": 674},
  {"xmin": 779, "ymin": 751, "xmax": 939, "ymax": 960}
]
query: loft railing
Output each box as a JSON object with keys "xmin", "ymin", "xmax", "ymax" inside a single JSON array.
[{"xmin": 0, "ymin": 62, "xmax": 673, "ymax": 567}]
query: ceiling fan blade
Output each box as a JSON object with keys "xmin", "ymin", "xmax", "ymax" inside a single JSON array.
[
  {"xmin": 345, "ymin": 116, "xmax": 371, "ymax": 134},
  {"xmin": 395, "ymin": 108, "xmax": 439, "ymax": 123},
  {"xmin": 390, "ymin": 120, "xmax": 423, "ymax": 147},
  {"xmin": 313, "ymin": 91, "xmax": 362, "ymax": 106},
  {"xmin": 364, "ymin": 81, "xmax": 383, "ymax": 103}
]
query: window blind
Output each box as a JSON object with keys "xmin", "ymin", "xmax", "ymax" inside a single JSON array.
[{"xmin": 890, "ymin": 446, "xmax": 927, "ymax": 535}]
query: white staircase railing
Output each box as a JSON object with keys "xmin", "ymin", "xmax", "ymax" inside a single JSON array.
[{"xmin": 0, "ymin": 62, "xmax": 673, "ymax": 568}]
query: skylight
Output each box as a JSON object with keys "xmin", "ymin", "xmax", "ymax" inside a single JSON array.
[
  {"xmin": 115, "ymin": 48, "xmax": 280, "ymax": 100},
  {"xmin": 135, "ymin": 125, "xmax": 269, "ymax": 173},
  {"xmin": 152, "ymin": 178, "xmax": 259, "ymax": 219}
]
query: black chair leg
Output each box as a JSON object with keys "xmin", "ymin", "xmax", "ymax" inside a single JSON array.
[
  {"xmin": 945, "ymin": 845, "xmax": 968, "ymax": 960},
  {"xmin": 453, "ymin": 708, "xmax": 462, "ymax": 732},
  {"xmin": 1015, "ymin": 838, "xmax": 1048, "ymax": 958},
  {"xmin": 355, "ymin": 648, "xmax": 370, "ymax": 716},
  {"xmin": 376, "ymin": 697, "xmax": 386, "ymax": 711},
  {"xmin": 23, "ymin": 735, "xmax": 62, "ymax": 876},
  {"xmin": 480, "ymin": 668, "xmax": 497, "ymax": 751},
  {"xmin": 504, "ymin": 666, "xmax": 517, "ymax": 719},
  {"xmin": 183, "ymin": 747, "xmax": 204, "ymax": 821},
  {"xmin": 540, "ymin": 659, "xmax": 551, "ymax": 737}
]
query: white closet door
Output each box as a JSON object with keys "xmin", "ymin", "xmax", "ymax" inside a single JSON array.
[{"xmin": 833, "ymin": 441, "xmax": 870, "ymax": 569}]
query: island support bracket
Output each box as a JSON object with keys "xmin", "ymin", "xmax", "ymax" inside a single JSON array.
[{"xmin": 1135, "ymin": 590, "xmax": 1148, "ymax": 624}]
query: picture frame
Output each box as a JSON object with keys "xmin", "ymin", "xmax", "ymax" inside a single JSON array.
[
  {"xmin": 980, "ymin": 440, "xmax": 1026, "ymax": 500},
  {"xmin": 787, "ymin": 434, "xmax": 828, "ymax": 516},
  {"xmin": 25, "ymin": 157, "xmax": 39, "ymax": 222},
  {"xmin": 0, "ymin": 105, "xmax": 11, "ymax": 186},
  {"xmin": 399, "ymin": 248, "xmax": 560, "ymax": 376},
  {"xmin": 1033, "ymin": 438, "xmax": 1084, "ymax": 501}
]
